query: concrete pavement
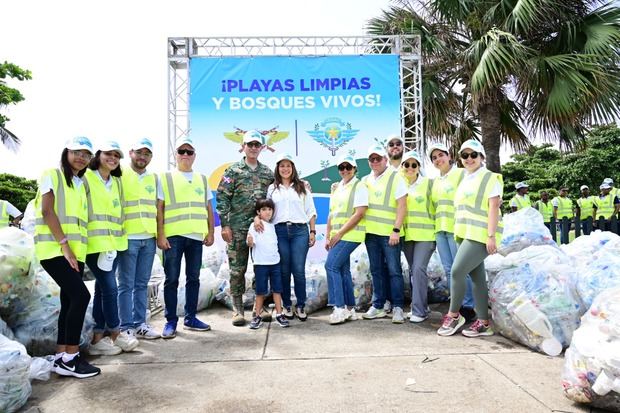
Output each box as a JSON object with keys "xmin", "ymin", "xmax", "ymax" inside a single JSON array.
[{"xmin": 25, "ymin": 303, "xmax": 597, "ymax": 412}]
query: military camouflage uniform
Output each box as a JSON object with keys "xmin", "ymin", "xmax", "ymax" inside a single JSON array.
[{"xmin": 216, "ymin": 158, "xmax": 274, "ymax": 297}]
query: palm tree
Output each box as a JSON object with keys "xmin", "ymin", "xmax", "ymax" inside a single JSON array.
[
  {"xmin": 1, "ymin": 62, "xmax": 32, "ymax": 152},
  {"xmin": 367, "ymin": 0, "xmax": 620, "ymax": 172},
  {"xmin": 0, "ymin": 126, "xmax": 20, "ymax": 152}
]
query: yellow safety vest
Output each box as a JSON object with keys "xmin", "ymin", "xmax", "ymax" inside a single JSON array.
[
  {"xmin": 161, "ymin": 171, "xmax": 210, "ymax": 239},
  {"xmin": 535, "ymin": 200, "xmax": 553, "ymax": 222},
  {"xmin": 83, "ymin": 169, "xmax": 128, "ymax": 254},
  {"xmin": 577, "ymin": 196, "xmax": 596, "ymax": 220},
  {"xmin": 555, "ymin": 197, "xmax": 573, "ymax": 219},
  {"xmin": 404, "ymin": 177, "xmax": 435, "ymax": 242},
  {"xmin": 453, "ymin": 169, "xmax": 503, "ymax": 244},
  {"xmin": 329, "ymin": 178, "xmax": 366, "ymax": 243},
  {"xmin": 431, "ymin": 167, "xmax": 464, "ymax": 234},
  {"xmin": 0, "ymin": 200, "xmax": 8, "ymax": 228},
  {"xmin": 511, "ymin": 194, "xmax": 531, "ymax": 210},
  {"xmin": 34, "ymin": 169, "xmax": 89, "ymax": 262},
  {"xmin": 121, "ymin": 168, "xmax": 157, "ymax": 237},
  {"xmin": 363, "ymin": 170, "xmax": 404, "ymax": 236},
  {"xmin": 596, "ymin": 194, "xmax": 615, "ymax": 219}
]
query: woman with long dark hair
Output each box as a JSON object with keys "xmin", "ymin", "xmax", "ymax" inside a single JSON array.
[
  {"xmin": 266, "ymin": 153, "xmax": 316, "ymax": 321},
  {"xmin": 83, "ymin": 141, "xmax": 137, "ymax": 355},
  {"xmin": 34, "ymin": 136, "xmax": 100, "ymax": 378}
]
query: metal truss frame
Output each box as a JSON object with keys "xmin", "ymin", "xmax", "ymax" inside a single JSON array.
[{"xmin": 167, "ymin": 36, "xmax": 423, "ymax": 168}]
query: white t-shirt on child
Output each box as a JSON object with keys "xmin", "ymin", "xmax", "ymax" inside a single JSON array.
[{"xmin": 247, "ymin": 221, "xmax": 280, "ymax": 265}]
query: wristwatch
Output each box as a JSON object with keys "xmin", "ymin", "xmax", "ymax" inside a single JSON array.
[
  {"xmin": 310, "ymin": 230, "xmax": 316, "ymax": 234},
  {"xmin": 392, "ymin": 228, "xmax": 400, "ymax": 233}
]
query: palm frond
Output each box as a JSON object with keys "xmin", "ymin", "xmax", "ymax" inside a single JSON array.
[{"xmin": 0, "ymin": 126, "xmax": 20, "ymax": 152}]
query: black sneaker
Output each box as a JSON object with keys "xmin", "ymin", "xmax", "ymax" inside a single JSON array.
[
  {"xmin": 459, "ymin": 306, "xmax": 477, "ymax": 324},
  {"xmin": 55, "ymin": 354, "xmax": 101, "ymax": 379},
  {"xmin": 275, "ymin": 314, "xmax": 290, "ymax": 328},
  {"xmin": 283, "ymin": 307, "xmax": 295, "ymax": 320},
  {"xmin": 249, "ymin": 316, "xmax": 262, "ymax": 330},
  {"xmin": 296, "ymin": 307, "xmax": 308, "ymax": 322}
]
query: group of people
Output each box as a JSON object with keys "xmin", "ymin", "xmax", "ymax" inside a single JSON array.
[
  {"xmin": 29, "ymin": 130, "xmax": 506, "ymax": 380},
  {"xmin": 510, "ymin": 179, "xmax": 620, "ymax": 244}
]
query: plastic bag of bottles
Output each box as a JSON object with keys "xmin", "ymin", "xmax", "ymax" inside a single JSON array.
[
  {"xmin": 0, "ymin": 334, "xmax": 31, "ymax": 413},
  {"xmin": 490, "ymin": 262, "xmax": 583, "ymax": 356},
  {"xmin": 574, "ymin": 254, "xmax": 620, "ymax": 310},
  {"xmin": 498, "ymin": 207, "xmax": 556, "ymax": 256},
  {"xmin": 562, "ymin": 286, "xmax": 620, "ymax": 411},
  {"xmin": 350, "ymin": 244, "xmax": 372, "ymax": 310},
  {"xmin": 158, "ymin": 267, "xmax": 222, "ymax": 316},
  {"xmin": 215, "ymin": 263, "xmax": 257, "ymax": 310},
  {"xmin": 561, "ymin": 231, "xmax": 619, "ymax": 265},
  {"xmin": 427, "ymin": 251, "xmax": 449, "ymax": 303},
  {"xmin": 19, "ymin": 200, "xmax": 36, "ymax": 236},
  {"xmin": 201, "ymin": 244, "xmax": 224, "ymax": 276},
  {"xmin": 0, "ymin": 318, "xmax": 14, "ymax": 340},
  {"xmin": 485, "ymin": 244, "xmax": 567, "ymax": 286},
  {"xmin": 298, "ymin": 263, "xmax": 328, "ymax": 314},
  {"xmin": 0, "ymin": 228, "xmax": 35, "ymax": 319}
]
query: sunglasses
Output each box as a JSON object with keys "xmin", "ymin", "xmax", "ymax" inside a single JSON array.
[
  {"xmin": 245, "ymin": 141, "xmax": 262, "ymax": 148},
  {"xmin": 368, "ymin": 156, "xmax": 383, "ymax": 163},
  {"xmin": 460, "ymin": 151, "xmax": 479, "ymax": 160},
  {"xmin": 69, "ymin": 150, "xmax": 93, "ymax": 161},
  {"xmin": 402, "ymin": 162, "xmax": 418, "ymax": 169},
  {"xmin": 388, "ymin": 141, "xmax": 402, "ymax": 147},
  {"xmin": 338, "ymin": 164, "xmax": 354, "ymax": 171},
  {"xmin": 177, "ymin": 149, "xmax": 195, "ymax": 156}
]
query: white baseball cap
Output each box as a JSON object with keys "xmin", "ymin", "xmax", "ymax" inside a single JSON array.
[
  {"xmin": 458, "ymin": 139, "xmax": 486, "ymax": 158},
  {"xmin": 337, "ymin": 154, "xmax": 356, "ymax": 167},
  {"xmin": 515, "ymin": 182, "xmax": 529, "ymax": 190},
  {"xmin": 580, "ymin": 185, "xmax": 589, "ymax": 191},
  {"xmin": 276, "ymin": 153, "xmax": 294, "ymax": 164},
  {"xmin": 243, "ymin": 130, "xmax": 265, "ymax": 145},
  {"xmin": 367, "ymin": 145, "xmax": 387, "ymax": 158},
  {"xmin": 175, "ymin": 137, "xmax": 195, "ymax": 150},
  {"xmin": 385, "ymin": 134, "xmax": 404, "ymax": 146},
  {"xmin": 99, "ymin": 140, "xmax": 124, "ymax": 158},
  {"xmin": 601, "ymin": 183, "xmax": 612, "ymax": 190},
  {"xmin": 603, "ymin": 178, "xmax": 614, "ymax": 185},
  {"xmin": 427, "ymin": 142, "xmax": 449, "ymax": 159},
  {"xmin": 401, "ymin": 150, "xmax": 422, "ymax": 166},
  {"xmin": 130, "ymin": 137, "xmax": 154, "ymax": 152},
  {"xmin": 65, "ymin": 136, "xmax": 94, "ymax": 154}
]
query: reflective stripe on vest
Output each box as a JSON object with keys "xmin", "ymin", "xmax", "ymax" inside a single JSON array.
[
  {"xmin": 162, "ymin": 172, "xmax": 210, "ymax": 239},
  {"xmin": 329, "ymin": 178, "xmax": 366, "ymax": 243},
  {"xmin": 512, "ymin": 195, "xmax": 531, "ymax": 210},
  {"xmin": 121, "ymin": 169, "xmax": 158, "ymax": 236},
  {"xmin": 453, "ymin": 170, "xmax": 503, "ymax": 244},
  {"xmin": 34, "ymin": 169, "xmax": 89, "ymax": 262},
  {"xmin": 364, "ymin": 170, "xmax": 400, "ymax": 236},
  {"xmin": 597, "ymin": 194, "xmax": 615, "ymax": 218},
  {"xmin": 577, "ymin": 196, "xmax": 596, "ymax": 219},
  {"xmin": 83, "ymin": 169, "xmax": 127, "ymax": 253},
  {"xmin": 431, "ymin": 168, "xmax": 464, "ymax": 233},
  {"xmin": 405, "ymin": 177, "xmax": 435, "ymax": 242},
  {"xmin": 0, "ymin": 201, "xmax": 8, "ymax": 228},
  {"xmin": 556, "ymin": 197, "xmax": 573, "ymax": 219},
  {"xmin": 535, "ymin": 201, "xmax": 553, "ymax": 222}
]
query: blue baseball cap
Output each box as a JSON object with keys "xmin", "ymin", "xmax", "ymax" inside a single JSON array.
[{"xmin": 65, "ymin": 136, "xmax": 94, "ymax": 154}]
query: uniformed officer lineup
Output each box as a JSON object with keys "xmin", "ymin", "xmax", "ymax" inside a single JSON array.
[{"xmin": 30, "ymin": 132, "xmax": 620, "ymax": 380}]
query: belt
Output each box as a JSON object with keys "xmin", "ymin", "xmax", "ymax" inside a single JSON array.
[{"xmin": 276, "ymin": 222, "xmax": 306, "ymax": 226}]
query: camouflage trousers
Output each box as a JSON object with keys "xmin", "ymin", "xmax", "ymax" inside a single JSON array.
[{"xmin": 227, "ymin": 229, "xmax": 251, "ymax": 297}]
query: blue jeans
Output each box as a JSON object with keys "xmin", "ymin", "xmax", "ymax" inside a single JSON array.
[
  {"xmin": 559, "ymin": 217, "xmax": 570, "ymax": 245},
  {"xmin": 117, "ymin": 238, "xmax": 156, "ymax": 330},
  {"xmin": 86, "ymin": 253, "xmax": 120, "ymax": 334},
  {"xmin": 163, "ymin": 236, "xmax": 202, "ymax": 323},
  {"xmin": 254, "ymin": 263, "xmax": 283, "ymax": 295},
  {"xmin": 580, "ymin": 217, "xmax": 593, "ymax": 236},
  {"xmin": 275, "ymin": 223, "xmax": 309, "ymax": 309},
  {"xmin": 435, "ymin": 231, "xmax": 474, "ymax": 308},
  {"xmin": 365, "ymin": 234, "xmax": 404, "ymax": 309},
  {"xmin": 325, "ymin": 240, "xmax": 359, "ymax": 308}
]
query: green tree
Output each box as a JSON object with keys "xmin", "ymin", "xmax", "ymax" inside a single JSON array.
[
  {"xmin": 0, "ymin": 173, "xmax": 38, "ymax": 212},
  {"xmin": 0, "ymin": 61, "xmax": 32, "ymax": 150},
  {"xmin": 367, "ymin": 0, "xmax": 620, "ymax": 172}
]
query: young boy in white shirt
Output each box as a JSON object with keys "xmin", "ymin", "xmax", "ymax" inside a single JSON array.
[{"xmin": 246, "ymin": 199, "xmax": 290, "ymax": 329}]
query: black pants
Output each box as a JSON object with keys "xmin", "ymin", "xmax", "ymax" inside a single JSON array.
[
  {"xmin": 40, "ymin": 256, "xmax": 90, "ymax": 346},
  {"xmin": 559, "ymin": 217, "xmax": 571, "ymax": 245}
]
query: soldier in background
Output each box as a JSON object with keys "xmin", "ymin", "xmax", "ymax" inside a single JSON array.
[{"xmin": 216, "ymin": 130, "xmax": 274, "ymax": 326}]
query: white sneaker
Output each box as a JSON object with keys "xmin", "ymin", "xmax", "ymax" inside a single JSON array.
[
  {"xmin": 409, "ymin": 314, "xmax": 428, "ymax": 323},
  {"xmin": 383, "ymin": 300, "xmax": 392, "ymax": 314},
  {"xmin": 392, "ymin": 307, "xmax": 405, "ymax": 324},
  {"xmin": 344, "ymin": 308, "xmax": 358, "ymax": 321},
  {"xmin": 135, "ymin": 323, "xmax": 161, "ymax": 340},
  {"xmin": 362, "ymin": 306, "xmax": 386, "ymax": 319},
  {"xmin": 89, "ymin": 337, "xmax": 122, "ymax": 356},
  {"xmin": 329, "ymin": 307, "xmax": 346, "ymax": 325},
  {"xmin": 115, "ymin": 330, "xmax": 139, "ymax": 352}
]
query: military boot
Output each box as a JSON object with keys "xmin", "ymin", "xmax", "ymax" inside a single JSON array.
[{"xmin": 232, "ymin": 295, "xmax": 245, "ymax": 326}]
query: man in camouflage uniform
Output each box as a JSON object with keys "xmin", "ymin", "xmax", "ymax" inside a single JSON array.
[{"xmin": 216, "ymin": 130, "xmax": 274, "ymax": 326}]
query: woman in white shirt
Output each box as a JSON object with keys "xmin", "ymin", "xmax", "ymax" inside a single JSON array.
[{"xmin": 267, "ymin": 153, "xmax": 317, "ymax": 321}]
